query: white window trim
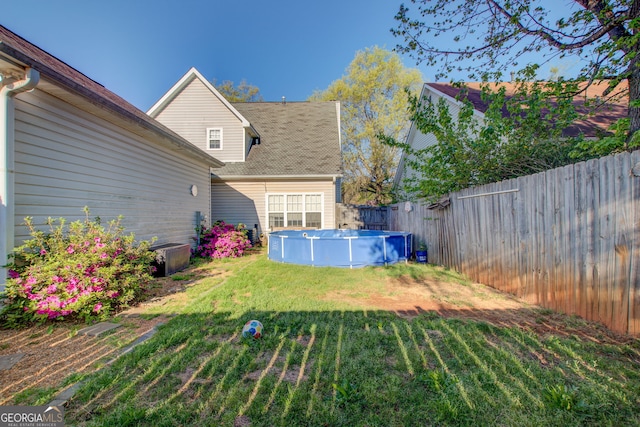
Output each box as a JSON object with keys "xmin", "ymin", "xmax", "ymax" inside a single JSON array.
[
  {"xmin": 266, "ymin": 193, "xmax": 324, "ymax": 229},
  {"xmin": 206, "ymin": 127, "xmax": 223, "ymax": 150}
]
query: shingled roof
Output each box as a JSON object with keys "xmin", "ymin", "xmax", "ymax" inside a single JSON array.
[
  {"xmin": 212, "ymin": 101, "xmax": 342, "ymax": 178},
  {"xmin": 426, "ymin": 81, "xmax": 628, "ymax": 138},
  {"xmin": 0, "ymin": 25, "xmax": 223, "ymax": 167}
]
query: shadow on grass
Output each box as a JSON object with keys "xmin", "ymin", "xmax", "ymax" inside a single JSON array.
[{"xmin": 64, "ymin": 308, "xmax": 640, "ymax": 427}]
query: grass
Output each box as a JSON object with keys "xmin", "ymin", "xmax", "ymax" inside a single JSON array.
[{"xmin": 55, "ymin": 252, "xmax": 640, "ymax": 426}]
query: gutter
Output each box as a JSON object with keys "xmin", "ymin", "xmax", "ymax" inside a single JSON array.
[
  {"xmin": 0, "ymin": 67, "xmax": 39, "ymax": 288},
  {"xmin": 211, "ymin": 174, "xmax": 343, "ymax": 181}
]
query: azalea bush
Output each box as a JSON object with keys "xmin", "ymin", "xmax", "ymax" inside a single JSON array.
[
  {"xmin": 197, "ymin": 221, "xmax": 252, "ymax": 259},
  {"xmin": 1, "ymin": 208, "xmax": 156, "ymax": 327}
]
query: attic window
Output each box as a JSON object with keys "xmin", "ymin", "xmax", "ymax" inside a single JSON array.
[{"xmin": 207, "ymin": 128, "xmax": 223, "ymax": 150}]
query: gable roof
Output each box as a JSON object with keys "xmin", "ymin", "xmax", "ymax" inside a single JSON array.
[
  {"xmin": 212, "ymin": 101, "xmax": 342, "ymax": 179},
  {"xmin": 0, "ymin": 25, "xmax": 223, "ymax": 168},
  {"xmin": 147, "ymin": 67, "xmax": 255, "ymax": 131},
  {"xmin": 425, "ymin": 81, "xmax": 627, "ymax": 138}
]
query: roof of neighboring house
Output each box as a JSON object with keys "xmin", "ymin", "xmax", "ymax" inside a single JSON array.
[
  {"xmin": 426, "ymin": 81, "xmax": 628, "ymax": 138},
  {"xmin": 0, "ymin": 25, "xmax": 223, "ymax": 168},
  {"xmin": 212, "ymin": 101, "xmax": 343, "ymax": 179}
]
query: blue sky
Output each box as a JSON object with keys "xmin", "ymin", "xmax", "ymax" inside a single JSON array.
[{"xmin": 2, "ymin": 0, "xmax": 419, "ymax": 110}]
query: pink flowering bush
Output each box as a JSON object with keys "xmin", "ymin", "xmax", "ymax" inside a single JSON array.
[
  {"xmin": 197, "ymin": 221, "xmax": 252, "ymax": 259},
  {"xmin": 1, "ymin": 208, "xmax": 156, "ymax": 327}
]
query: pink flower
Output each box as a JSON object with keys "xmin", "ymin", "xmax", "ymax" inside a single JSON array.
[
  {"xmin": 40, "ymin": 249, "xmax": 47, "ymax": 256},
  {"xmin": 46, "ymin": 284, "xmax": 57, "ymax": 294},
  {"xmin": 100, "ymin": 252, "xmax": 108, "ymax": 259},
  {"xmin": 7, "ymin": 269, "xmax": 19, "ymax": 279},
  {"xmin": 67, "ymin": 246, "xmax": 75, "ymax": 254},
  {"xmin": 93, "ymin": 303, "xmax": 102, "ymax": 312}
]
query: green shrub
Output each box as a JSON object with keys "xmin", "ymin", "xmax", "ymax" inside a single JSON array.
[{"xmin": 1, "ymin": 208, "xmax": 156, "ymax": 327}]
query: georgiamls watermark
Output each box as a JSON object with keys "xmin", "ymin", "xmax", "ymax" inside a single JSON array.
[{"xmin": 0, "ymin": 405, "xmax": 64, "ymax": 427}]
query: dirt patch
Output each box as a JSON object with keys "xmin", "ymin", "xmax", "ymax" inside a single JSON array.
[{"xmin": 323, "ymin": 271, "xmax": 633, "ymax": 346}]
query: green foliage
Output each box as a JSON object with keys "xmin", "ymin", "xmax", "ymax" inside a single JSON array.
[
  {"xmin": 415, "ymin": 368, "xmax": 458, "ymax": 393},
  {"xmin": 385, "ymin": 67, "xmax": 599, "ymax": 202},
  {"xmin": 213, "ymin": 79, "xmax": 263, "ymax": 102},
  {"xmin": 310, "ymin": 46, "xmax": 423, "ymax": 205},
  {"xmin": 1, "ymin": 208, "xmax": 156, "ymax": 327},
  {"xmin": 571, "ymin": 117, "xmax": 640, "ymax": 158},
  {"xmin": 544, "ymin": 383, "xmax": 586, "ymax": 411},
  {"xmin": 332, "ymin": 378, "xmax": 361, "ymax": 405},
  {"xmin": 392, "ymin": 0, "xmax": 640, "ymax": 138}
]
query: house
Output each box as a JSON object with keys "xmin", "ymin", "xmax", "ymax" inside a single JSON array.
[
  {"xmin": 394, "ymin": 81, "xmax": 628, "ymax": 197},
  {"xmin": 147, "ymin": 68, "xmax": 343, "ymax": 236},
  {"xmin": 0, "ymin": 25, "xmax": 224, "ymax": 286}
]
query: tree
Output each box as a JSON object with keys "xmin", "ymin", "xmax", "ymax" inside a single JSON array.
[
  {"xmin": 383, "ymin": 67, "xmax": 595, "ymax": 202},
  {"xmin": 310, "ymin": 47, "xmax": 423, "ymax": 205},
  {"xmin": 213, "ymin": 79, "xmax": 263, "ymax": 102},
  {"xmin": 393, "ymin": 0, "xmax": 640, "ymax": 143}
]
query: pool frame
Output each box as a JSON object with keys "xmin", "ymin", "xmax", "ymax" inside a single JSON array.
[{"xmin": 268, "ymin": 229, "xmax": 412, "ymax": 268}]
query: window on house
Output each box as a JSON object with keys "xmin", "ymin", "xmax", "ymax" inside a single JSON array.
[
  {"xmin": 267, "ymin": 194, "xmax": 323, "ymax": 229},
  {"xmin": 268, "ymin": 195, "xmax": 284, "ymax": 228},
  {"xmin": 287, "ymin": 195, "xmax": 303, "ymax": 227},
  {"xmin": 305, "ymin": 194, "xmax": 322, "ymax": 228},
  {"xmin": 207, "ymin": 128, "xmax": 222, "ymax": 150}
]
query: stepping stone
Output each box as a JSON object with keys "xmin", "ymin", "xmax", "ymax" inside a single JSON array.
[
  {"xmin": 78, "ymin": 322, "xmax": 122, "ymax": 337},
  {"xmin": 0, "ymin": 353, "xmax": 25, "ymax": 370}
]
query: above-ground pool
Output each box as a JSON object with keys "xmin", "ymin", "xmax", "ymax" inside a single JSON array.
[{"xmin": 268, "ymin": 229, "xmax": 412, "ymax": 268}]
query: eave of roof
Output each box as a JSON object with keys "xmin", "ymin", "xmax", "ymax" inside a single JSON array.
[{"xmin": 0, "ymin": 25, "xmax": 224, "ymax": 168}]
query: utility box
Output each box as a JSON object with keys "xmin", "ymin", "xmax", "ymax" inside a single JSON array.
[{"xmin": 150, "ymin": 243, "xmax": 191, "ymax": 277}]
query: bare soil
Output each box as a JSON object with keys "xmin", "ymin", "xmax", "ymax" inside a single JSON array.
[
  {"xmin": 323, "ymin": 273, "xmax": 631, "ymax": 345},
  {"xmin": 0, "ymin": 260, "xmax": 634, "ymax": 405}
]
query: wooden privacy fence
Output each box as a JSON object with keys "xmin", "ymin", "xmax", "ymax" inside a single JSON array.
[
  {"xmin": 335, "ymin": 204, "xmax": 389, "ymax": 230},
  {"xmin": 390, "ymin": 151, "xmax": 640, "ymax": 336}
]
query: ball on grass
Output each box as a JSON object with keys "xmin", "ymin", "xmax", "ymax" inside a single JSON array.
[{"xmin": 242, "ymin": 320, "xmax": 264, "ymax": 339}]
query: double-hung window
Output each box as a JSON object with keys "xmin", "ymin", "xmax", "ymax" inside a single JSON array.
[
  {"xmin": 207, "ymin": 128, "xmax": 223, "ymax": 150},
  {"xmin": 267, "ymin": 194, "xmax": 322, "ymax": 228}
]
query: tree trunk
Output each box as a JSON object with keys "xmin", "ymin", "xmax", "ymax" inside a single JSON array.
[
  {"xmin": 627, "ymin": 60, "xmax": 640, "ymax": 148},
  {"xmin": 627, "ymin": 0, "xmax": 640, "ymax": 147}
]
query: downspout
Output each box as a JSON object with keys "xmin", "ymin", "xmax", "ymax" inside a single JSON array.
[{"xmin": 0, "ymin": 68, "xmax": 39, "ymax": 289}]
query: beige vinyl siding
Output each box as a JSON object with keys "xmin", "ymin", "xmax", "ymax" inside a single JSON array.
[
  {"xmin": 400, "ymin": 89, "xmax": 469, "ymax": 187},
  {"xmin": 13, "ymin": 89, "xmax": 211, "ymax": 247},
  {"xmin": 153, "ymin": 78, "xmax": 245, "ymax": 162},
  {"xmin": 211, "ymin": 180, "xmax": 336, "ymax": 233}
]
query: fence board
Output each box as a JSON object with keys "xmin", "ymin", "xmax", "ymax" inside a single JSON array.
[
  {"xmin": 630, "ymin": 152, "xmax": 640, "ymax": 335},
  {"xmin": 389, "ymin": 151, "xmax": 640, "ymax": 335},
  {"xmin": 574, "ymin": 161, "xmax": 588, "ymax": 319},
  {"xmin": 335, "ymin": 204, "xmax": 388, "ymax": 230}
]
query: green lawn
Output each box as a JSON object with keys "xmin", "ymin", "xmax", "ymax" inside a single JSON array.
[{"xmin": 62, "ymin": 252, "xmax": 640, "ymax": 426}]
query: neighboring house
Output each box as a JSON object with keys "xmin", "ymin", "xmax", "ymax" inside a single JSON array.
[
  {"xmin": 148, "ymin": 68, "xmax": 343, "ymax": 236},
  {"xmin": 0, "ymin": 25, "xmax": 224, "ymax": 285},
  {"xmin": 394, "ymin": 81, "xmax": 628, "ymax": 197}
]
